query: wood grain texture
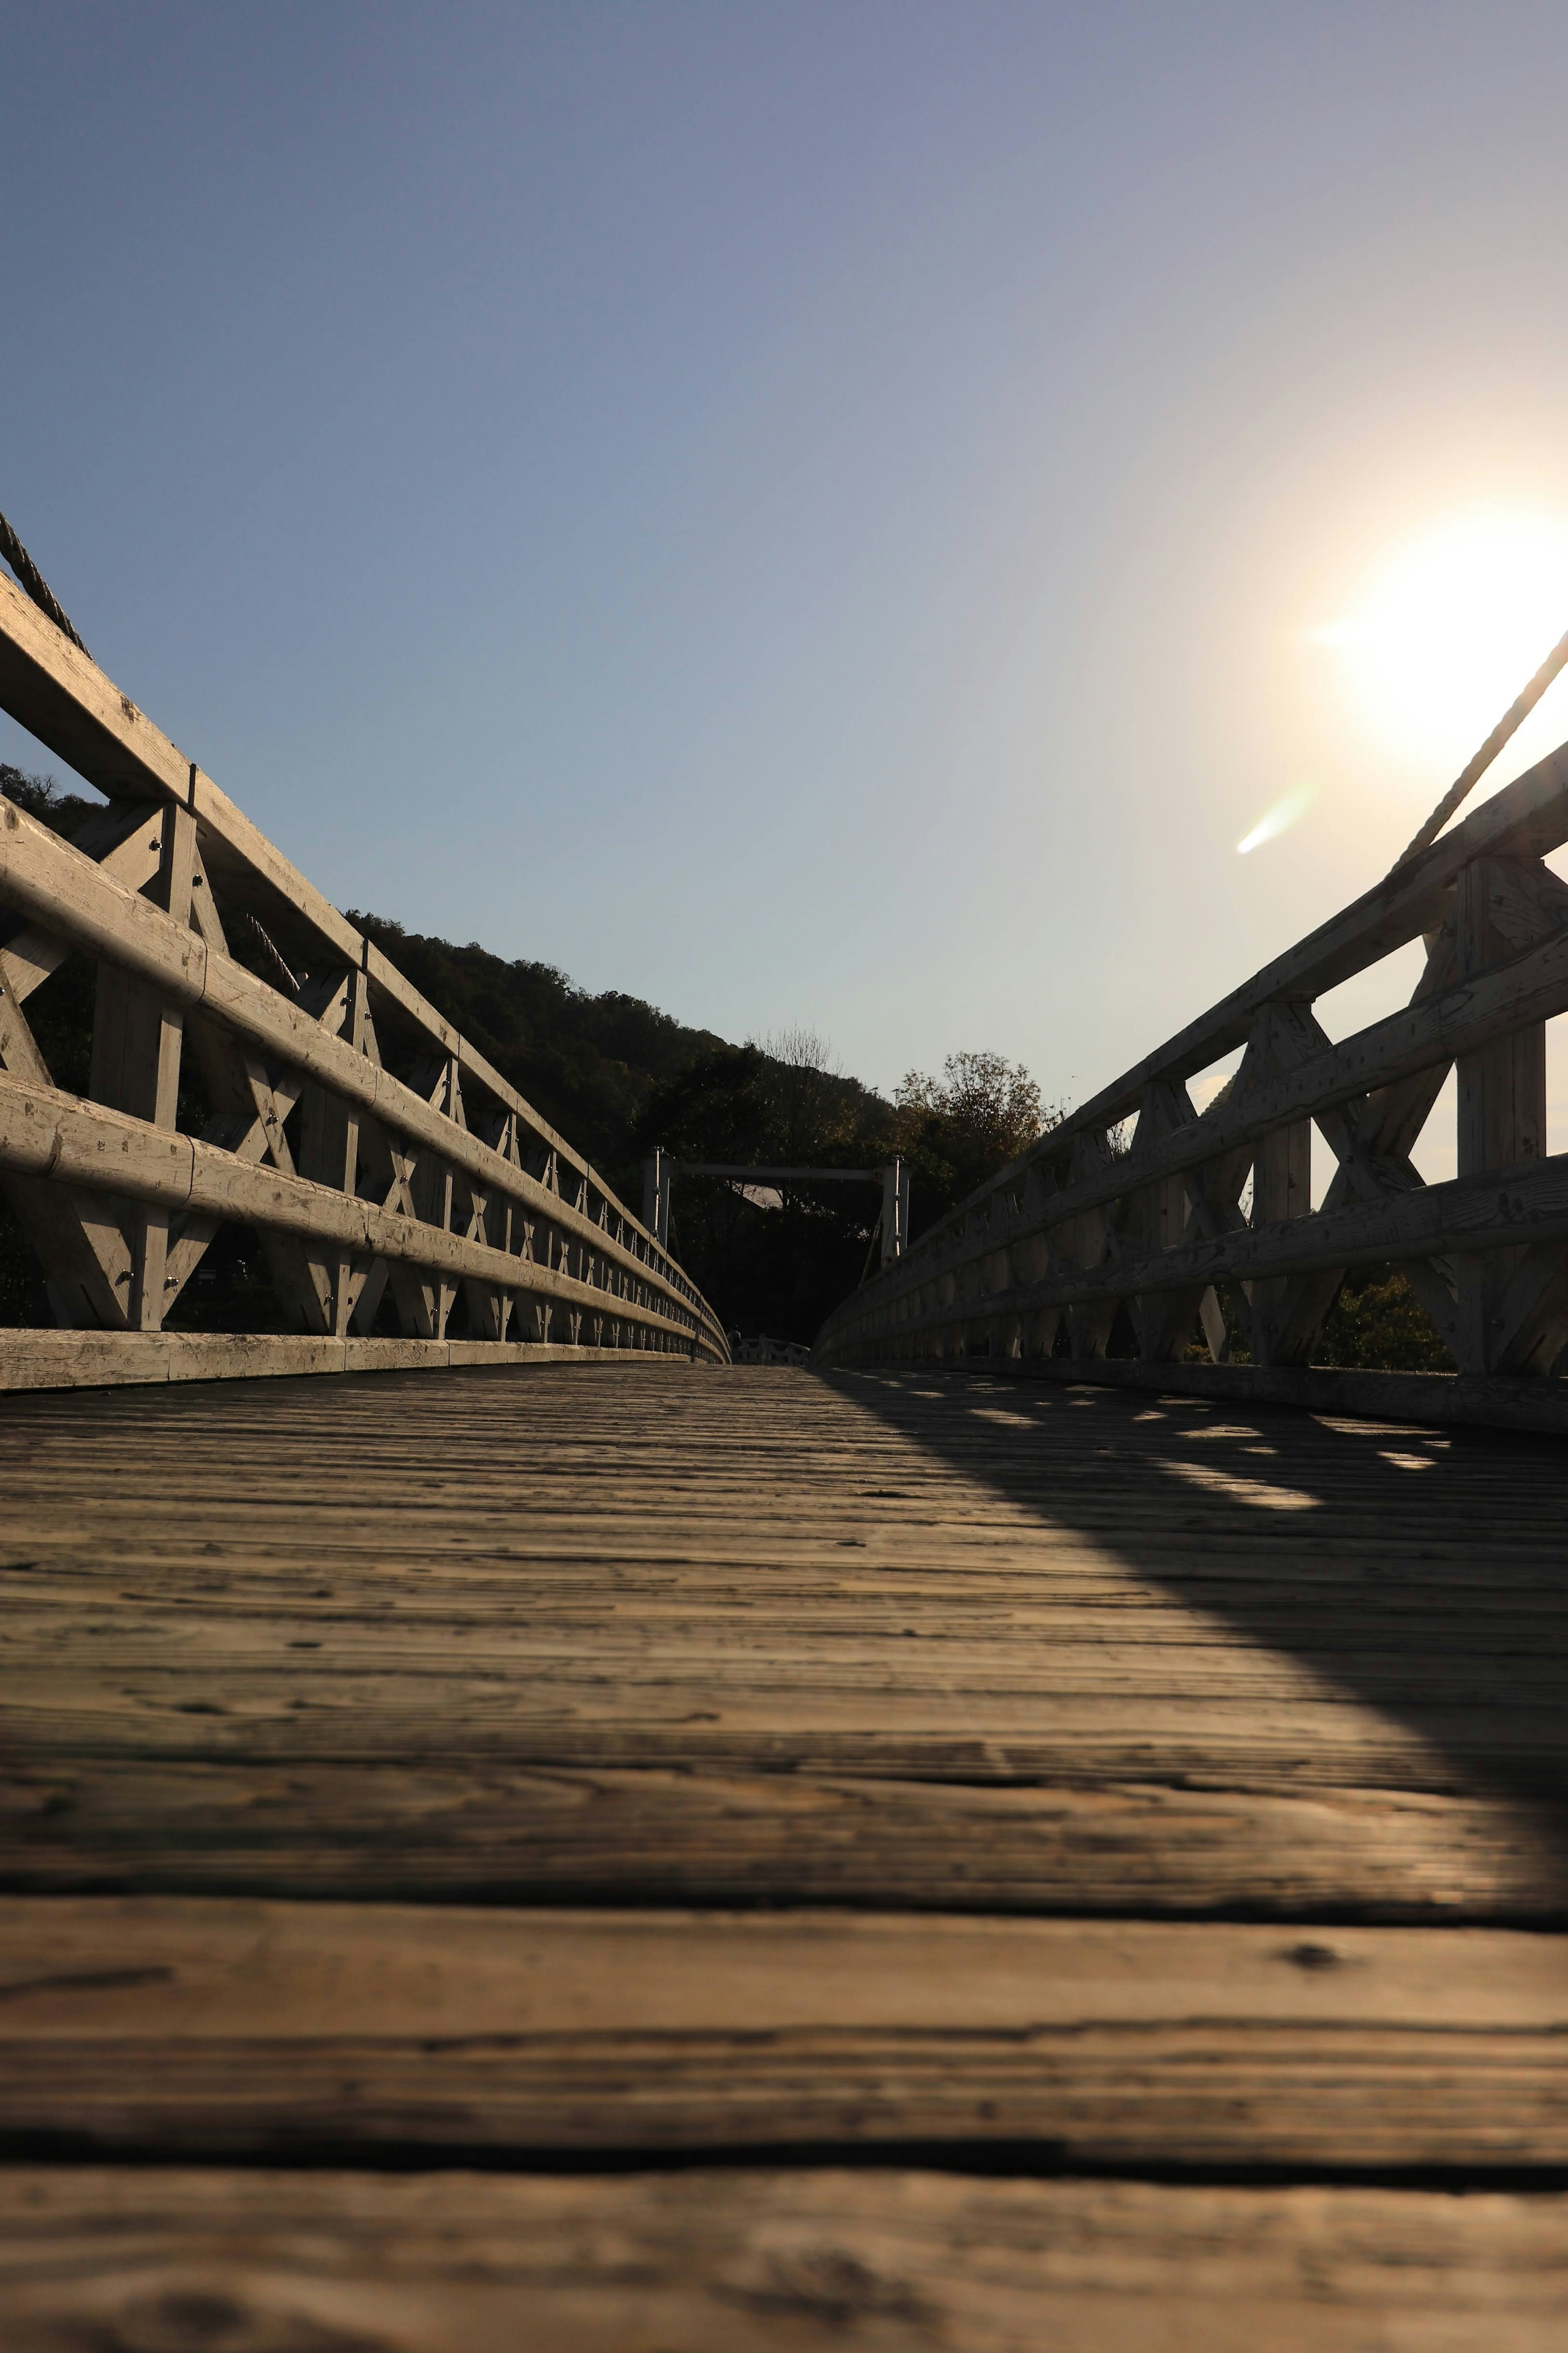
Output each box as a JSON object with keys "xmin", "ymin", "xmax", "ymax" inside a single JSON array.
[
  {"xmin": 2, "ymin": 1365, "xmax": 1565, "ymax": 1921},
  {"xmin": 7, "ymin": 1759, "xmax": 1557, "ymax": 1920},
  {"xmin": 3, "ymin": 2166, "xmax": 1566, "ymax": 2353},
  {"xmin": 976, "ymin": 1354, "xmax": 1568, "ymax": 1436},
  {"xmin": 0, "ymin": 1055, "xmax": 717, "ymax": 1357},
  {"xmin": 0, "ymin": 1331, "xmax": 684, "ymax": 1392},
  {"xmin": 2, "ymin": 1896, "xmax": 1566, "ymax": 2166}
]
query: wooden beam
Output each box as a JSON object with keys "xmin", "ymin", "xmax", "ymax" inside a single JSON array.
[
  {"xmin": 0, "ymin": 798, "xmax": 725, "ymax": 1348},
  {"xmin": 0, "ymin": 1331, "xmax": 703, "ymax": 1392},
  {"xmin": 0, "ymin": 1072, "xmax": 716, "ymax": 1354},
  {"xmin": 820, "ymin": 905, "xmax": 1568, "ymax": 1368},
  {"xmin": 6, "ymin": 2166, "xmax": 1563, "ymax": 2353},
  {"xmin": 824, "ymin": 1151, "xmax": 1568, "ymax": 1362},
  {"xmin": 1, "ymin": 1896, "xmax": 1564, "ymax": 2166},
  {"xmin": 0, "ymin": 571, "xmax": 678, "ymax": 1278}
]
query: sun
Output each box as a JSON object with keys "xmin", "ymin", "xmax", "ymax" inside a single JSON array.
[{"xmin": 1312, "ymin": 506, "xmax": 1568, "ymax": 773}]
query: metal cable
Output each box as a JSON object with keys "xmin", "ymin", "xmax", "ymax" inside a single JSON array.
[
  {"xmin": 0, "ymin": 507, "xmax": 91, "ymax": 658},
  {"xmin": 1389, "ymin": 622, "xmax": 1568, "ymax": 875},
  {"xmin": 242, "ymin": 912, "xmax": 301, "ymax": 995}
]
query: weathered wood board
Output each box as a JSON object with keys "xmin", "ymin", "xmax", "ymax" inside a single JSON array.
[
  {"xmin": 2, "ymin": 1361, "xmax": 1566, "ymax": 2335},
  {"xmin": 3, "ymin": 1895, "xmax": 1566, "ymax": 2166},
  {"xmin": 0, "ymin": 1329, "xmax": 694, "ymax": 1392},
  {"xmin": 4, "ymin": 2167, "xmax": 1566, "ymax": 2353},
  {"xmin": 2, "ymin": 1365, "xmax": 1564, "ymax": 1920}
]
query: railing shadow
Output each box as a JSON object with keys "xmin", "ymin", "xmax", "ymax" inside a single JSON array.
[{"xmin": 824, "ymin": 1365, "xmax": 1568, "ymax": 1865}]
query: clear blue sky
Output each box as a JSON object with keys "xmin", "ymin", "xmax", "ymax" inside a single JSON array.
[{"xmin": 6, "ymin": 2, "xmax": 1568, "ymax": 1134}]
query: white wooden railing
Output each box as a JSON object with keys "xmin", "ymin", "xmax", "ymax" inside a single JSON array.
[
  {"xmin": 0, "ymin": 568, "xmax": 728, "ymax": 1389},
  {"xmin": 815, "ymin": 739, "xmax": 1568, "ymax": 1432}
]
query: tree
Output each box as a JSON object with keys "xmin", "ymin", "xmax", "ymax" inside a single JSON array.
[
  {"xmin": 894, "ymin": 1050, "xmax": 1058, "ymax": 1236},
  {"xmin": 757, "ymin": 1026, "xmax": 859, "ymax": 1164},
  {"xmin": 632, "ymin": 1036, "xmax": 893, "ymax": 1343}
]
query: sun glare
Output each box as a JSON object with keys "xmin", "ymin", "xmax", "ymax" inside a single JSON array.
[
  {"xmin": 1237, "ymin": 785, "xmax": 1314, "ymax": 856},
  {"xmin": 1312, "ymin": 507, "xmax": 1568, "ymax": 771}
]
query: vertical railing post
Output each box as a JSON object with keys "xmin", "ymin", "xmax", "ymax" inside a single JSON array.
[
  {"xmin": 87, "ymin": 796, "xmax": 197, "ymax": 1332},
  {"xmin": 643, "ymin": 1148, "xmax": 671, "ymax": 1249},
  {"xmin": 880, "ymin": 1157, "xmax": 907, "ymax": 1267},
  {"xmin": 1453, "ymin": 856, "xmax": 1550, "ymax": 1369}
]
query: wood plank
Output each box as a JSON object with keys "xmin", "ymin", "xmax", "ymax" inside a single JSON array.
[
  {"xmin": 1057, "ymin": 729, "xmax": 1568, "ymax": 1130},
  {"xmin": 4, "ymin": 1759, "xmax": 1560, "ymax": 1923},
  {"xmin": 0, "ymin": 796, "xmax": 722, "ymax": 1339},
  {"xmin": 0, "ymin": 802, "xmax": 165, "ymax": 1007},
  {"xmin": 0, "ymin": 1332, "xmax": 693, "ymax": 1391},
  {"xmin": 0, "ymin": 1367, "xmax": 1562, "ymax": 1815},
  {"xmin": 826, "ymin": 1147, "xmax": 1568, "ymax": 1343},
  {"xmin": 822, "ymin": 991, "xmax": 1568, "ymax": 1365},
  {"xmin": 0, "ymin": 1074, "xmax": 710, "ymax": 1352},
  {"xmin": 1, "ymin": 1366, "xmax": 1562, "ymax": 1935},
  {"xmin": 0, "ymin": 1896, "xmax": 1565, "ymax": 2165},
  {"xmin": 0, "ymin": 788, "xmax": 204, "ymax": 1002},
  {"xmin": 3, "ymin": 2165, "xmax": 1565, "ymax": 2353},
  {"xmin": 815, "ymin": 872, "xmax": 1568, "ymax": 1375},
  {"xmin": 960, "ymin": 1355, "xmax": 1568, "ymax": 1434}
]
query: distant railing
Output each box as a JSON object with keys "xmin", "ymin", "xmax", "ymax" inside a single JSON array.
[
  {"xmin": 0, "ymin": 565, "xmax": 728, "ymax": 1389},
  {"xmin": 644, "ymin": 1149, "xmax": 909, "ymax": 1265},
  {"xmin": 731, "ymin": 1334, "xmax": 813, "ymax": 1367},
  {"xmin": 815, "ymin": 738, "xmax": 1568, "ymax": 1432}
]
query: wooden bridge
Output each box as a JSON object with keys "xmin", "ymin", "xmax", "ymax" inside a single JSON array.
[{"xmin": 2, "ymin": 555, "xmax": 1568, "ymax": 2344}]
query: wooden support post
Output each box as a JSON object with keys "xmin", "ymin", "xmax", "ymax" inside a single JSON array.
[
  {"xmin": 644, "ymin": 1149, "xmax": 670, "ymax": 1250},
  {"xmin": 1061, "ymin": 1131, "xmax": 1119, "ymax": 1359},
  {"xmin": 1127, "ymin": 1077, "xmax": 1208, "ymax": 1364},
  {"xmin": 0, "ymin": 960, "xmax": 134, "ymax": 1327},
  {"xmin": 296, "ymin": 968, "xmax": 375, "ymax": 1337},
  {"xmin": 1453, "ymin": 858, "xmax": 1555, "ymax": 1369},
  {"xmin": 1241, "ymin": 1006, "xmax": 1313, "ymax": 1369},
  {"xmin": 87, "ymin": 799, "xmax": 196, "ymax": 1331}
]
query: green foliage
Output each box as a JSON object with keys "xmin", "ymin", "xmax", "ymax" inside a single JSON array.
[
  {"xmin": 632, "ymin": 1034, "xmax": 895, "ymax": 1344},
  {"xmin": 1312, "ymin": 1264, "xmax": 1453, "ymax": 1371},
  {"xmin": 894, "ymin": 1049, "xmax": 1058, "ymax": 1236},
  {"xmin": 347, "ymin": 912, "xmax": 727, "ymax": 1196},
  {"xmin": 1182, "ymin": 1265, "xmax": 1452, "ymax": 1370}
]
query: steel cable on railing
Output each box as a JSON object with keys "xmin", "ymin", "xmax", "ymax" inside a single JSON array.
[
  {"xmin": 1389, "ymin": 623, "xmax": 1568, "ymax": 874},
  {"xmin": 0, "ymin": 506, "xmax": 91, "ymax": 660}
]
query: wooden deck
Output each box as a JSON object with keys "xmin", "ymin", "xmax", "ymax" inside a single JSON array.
[{"xmin": 2, "ymin": 1361, "xmax": 1566, "ymax": 2346}]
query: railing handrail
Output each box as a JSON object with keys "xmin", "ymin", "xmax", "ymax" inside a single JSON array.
[
  {"xmin": 816, "ymin": 743, "xmax": 1568, "ymax": 1415},
  {"xmin": 856, "ymin": 734, "xmax": 1568, "ymax": 1284},
  {"xmin": 0, "ymin": 569, "xmax": 728, "ymax": 1368},
  {"xmin": 0, "ymin": 568, "xmax": 698, "ymax": 1293}
]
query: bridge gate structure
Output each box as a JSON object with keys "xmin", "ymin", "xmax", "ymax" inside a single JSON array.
[{"xmin": 2, "ymin": 529, "xmax": 1567, "ymax": 2342}]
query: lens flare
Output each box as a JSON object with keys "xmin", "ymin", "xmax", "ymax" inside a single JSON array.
[
  {"xmin": 1311, "ymin": 505, "xmax": 1568, "ymax": 767},
  {"xmin": 1237, "ymin": 785, "xmax": 1314, "ymax": 856}
]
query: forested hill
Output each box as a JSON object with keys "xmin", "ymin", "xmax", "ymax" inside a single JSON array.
[{"xmin": 346, "ymin": 912, "xmax": 730, "ymax": 1181}]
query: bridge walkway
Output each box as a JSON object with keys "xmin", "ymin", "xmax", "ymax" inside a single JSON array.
[{"xmin": 1, "ymin": 1362, "xmax": 1565, "ymax": 2346}]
